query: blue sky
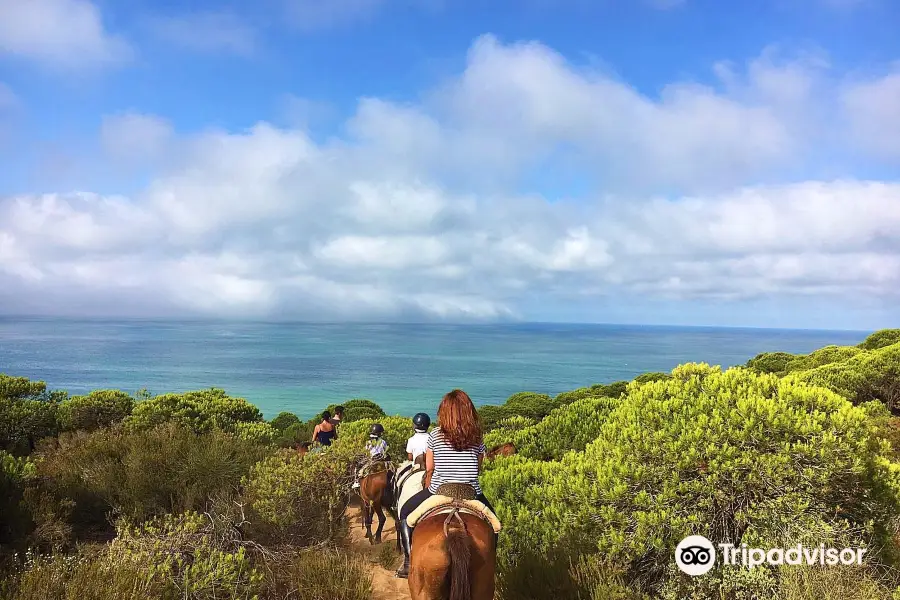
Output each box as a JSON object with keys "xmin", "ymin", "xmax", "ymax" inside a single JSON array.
[{"xmin": 0, "ymin": 0, "xmax": 899, "ymax": 330}]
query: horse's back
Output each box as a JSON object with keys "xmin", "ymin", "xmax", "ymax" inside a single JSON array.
[{"xmin": 397, "ymin": 469, "xmax": 426, "ymax": 513}]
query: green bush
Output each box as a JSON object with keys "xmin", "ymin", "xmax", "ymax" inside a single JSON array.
[
  {"xmin": 478, "ymin": 405, "xmax": 512, "ymax": 432},
  {"xmin": 1, "ymin": 451, "xmax": 37, "ymax": 552},
  {"xmin": 57, "ymin": 391, "xmax": 134, "ymax": 433},
  {"xmin": 269, "ymin": 411, "xmax": 300, "ymax": 431},
  {"xmin": 264, "ymin": 550, "xmax": 373, "ymax": 600},
  {"xmin": 784, "ymin": 345, "xmax": 863, "ymax": 373},
  {"xmin": 325, "ymin": 399, "xmax": 385, "ymax": 423},
  {"xmin": 485, "ymin": 364, "xmax": 900, "ymax": 596},
  {"xmin": 242, "ymin": 446, "xmax": 357, "ymax": 547},
  {"xmin": 504, "ymin": 392, "xmax": 560, "ymax": 421},
  {"xmin": 860, "ymin": 329, "xmax": 900, "ymax": 351},
  {"xmin": 746, "ymin": 351, "xmax": 796, "ymax": 375},
  {"xmin": 515, "ymin": 396, "xmax": 621, "ymax": 461},
  {"xmin": 125, "ymin": 389, "xmax": 263, "ymax": 434},
  {"xmin": 795, "ymin": 342, "xmax": 900, "ymax": 413},
  {"xmin": 0, "ymin": 375, "xmax": 61, "ymax": 456},
  {"xmin": 333, "ymin": 416, "xmax": 413, "ymax": 459},
  {"xmin": 632, "ymin": 372, "xmax": 672, "ymax": 385},
  {"xmin": 31, "ymin": 424, "xmax": 269, "ymax": 537}
]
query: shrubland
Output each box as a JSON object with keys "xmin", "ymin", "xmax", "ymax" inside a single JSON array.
[{"xmin": 3, "ymin": 328, "xmax": 900, "ymax": 599}]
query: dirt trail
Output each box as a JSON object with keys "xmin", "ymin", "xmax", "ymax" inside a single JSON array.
[{"xmin": 346, "ymin": 499, "xmax": 412, "ymax": 600}]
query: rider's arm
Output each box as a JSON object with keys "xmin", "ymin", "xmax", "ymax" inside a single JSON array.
[
  {"xmin": 408, "ymin": 453, "xmax": 414, "ymax": 461},
  {"xmin": 424, "ymin": 448, "xmax": 435, "ymax": 488},
  {"xmin": 311, "ymin": 424, "xmax": 320, "ymax": 442},
  {"xmin": 478, "ymin": 453, "xmax": 484, "ymax": 473}
]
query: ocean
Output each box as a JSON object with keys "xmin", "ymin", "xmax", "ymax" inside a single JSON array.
[{"xmin": 0, "ymin": 318, "xmax": 868, "ymax": 420}]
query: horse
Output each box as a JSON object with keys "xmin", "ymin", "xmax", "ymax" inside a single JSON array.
[
  {"xmin": 407, "ymin": 507, "xmax": 497, "ymax": 600},
  {"xmin": 359, "ymin": 463, "xmax": 392, "ymax": 544},
  {"xmin": 295, "ymin": 441, "xmax": 312, "ymax": 458},
  {"xmin": 486, "ymin": 442, "xmax": 516, "ymax": 460}
]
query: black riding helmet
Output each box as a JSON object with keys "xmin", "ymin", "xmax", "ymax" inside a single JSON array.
[
  {"xmin": 412, "ymin": 413, "xmax": 431, "ymax": 431},
  {"xmin": 369, "ymin": 423, "xmax": 384, "ymax": 438}
]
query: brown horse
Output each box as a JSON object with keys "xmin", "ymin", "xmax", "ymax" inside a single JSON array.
[
  {"xmin": 408, "ymin": 510, "xmax": 496, "ymax": 600},
  {"xmin": 486, "ymin": 442, "xmax": 516, "ymax": 460},
  {"xmin": 295, "ymin": 441, "xmax": 312, "ymax": 458},
  {"xmin": 359, "ymin": 468, "xmax": 391, "ymax": 544}
]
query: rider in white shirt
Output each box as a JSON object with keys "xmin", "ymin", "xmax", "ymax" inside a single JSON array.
[{"xmin": 406, "ymin": 413, "xmax": 431, "ymax": 462}]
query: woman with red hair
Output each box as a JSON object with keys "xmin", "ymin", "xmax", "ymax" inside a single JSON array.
[{"xmin": 394, "ymin": 389, "xmax": 496, "ymax": 579}]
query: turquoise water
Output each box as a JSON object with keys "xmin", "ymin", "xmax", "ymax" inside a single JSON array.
[{"xmin": 0, "ymin": 318, "xmax": 868, "ymax": 420}]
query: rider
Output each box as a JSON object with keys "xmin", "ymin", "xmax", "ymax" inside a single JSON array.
[
  {"xmin": 330, "ymin": 405, "xmax": 345, "ymax": 428},
  {"xmin": 353, "ymin": 423, "xmax": 389, "ymax": 490},
  {"xmin": 407, "ymin": 413, "xmax": 430, "ymax": 462},
  {"xmin": 311, "ymin": 411, "xmax": 337, "ymax": 447},
  {"xmin": 395, "ymin": 390, "xmax": 496, "ymax": 579}
]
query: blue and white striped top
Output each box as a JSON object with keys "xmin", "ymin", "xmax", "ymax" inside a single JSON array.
[{"xmin": 427, "ymin": 427, "xmax": 486, "ymax": 495}]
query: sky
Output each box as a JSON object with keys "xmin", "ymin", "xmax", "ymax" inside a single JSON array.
[{"xmin": 0, "ymin": 0, "xmax": 899, "ymax": 330}]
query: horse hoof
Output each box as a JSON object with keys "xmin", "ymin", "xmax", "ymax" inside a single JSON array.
[
  {"xmin": 375, "ymin": 536, "xmax": 382, "ymax": 544},
  {"xmin": 368, "ymin": 537, "xmax": 375, "ymax": 545}
]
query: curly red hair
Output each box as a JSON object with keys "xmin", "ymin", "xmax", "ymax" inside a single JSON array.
[{"xmin": 437, "ymin": 389, "xmax": 483, "ymax": 450}]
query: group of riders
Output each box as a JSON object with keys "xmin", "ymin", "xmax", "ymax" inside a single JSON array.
[{"xmin": 304, "ymin": 390, "xmax": 497, "ymax": 580}]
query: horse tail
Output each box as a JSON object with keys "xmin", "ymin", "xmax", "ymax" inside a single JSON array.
[{"xmin": 446, "ymin": 527, "xmax": 471, "ymax": 600}]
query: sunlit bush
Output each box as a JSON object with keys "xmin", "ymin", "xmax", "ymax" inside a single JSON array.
[
  {"xmin": 486, "ymin": 364, "xmax": 900, "ymax": 595},
  {"xmin": 795, "ymin": 342, "xmax": 900, "ymax": 413},
  {"xmin": 57, "ymin": 390, "xmax": 134, "ymax": 433},
  {"xmin": 0, "ymin": 375, "xmax": 61, "ymax": 456},
  {"xmin": 859, "ymin": 329, "xmax": 900, "ymax": 351},
  {"xmin": 125, "ymin": 388, "xmax": 263, "ymax": 434},
  {"xmin": 745, "ymin": 351, "xmax": 796, "ymax": 375}
]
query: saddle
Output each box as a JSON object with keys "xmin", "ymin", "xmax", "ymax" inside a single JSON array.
[
  {"xmin": 405, "ymin": 483, "xmax": 502, "ymax": 533},
  {"xmin": 358, "ymin": 456, "xmax": 393, "ymax": 479},
  {"xmin": 394, "ymin": 461, "xmax": 427, "ymax": 513}
]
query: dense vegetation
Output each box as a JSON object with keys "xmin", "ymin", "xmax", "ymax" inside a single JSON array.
[{"xmin": 1, "ymin": 327, "xmax": 900, "ymax": 599}]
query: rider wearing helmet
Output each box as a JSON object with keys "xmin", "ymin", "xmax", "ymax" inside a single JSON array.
[
  {"xmin": 353, "ymin": 423, "xmax": 389, "ymax": 490},
  {"xmin": 366, "ymin": 423, "xmax": 388, "ymax": 459},
  {"xmin": 407, "ymin": 413, "xmax": 430, "ymax": 462}
]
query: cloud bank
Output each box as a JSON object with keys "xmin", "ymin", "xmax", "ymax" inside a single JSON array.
[{"xmin": 1, "ymin": 35, "xmax": 899, "ymax": 325}]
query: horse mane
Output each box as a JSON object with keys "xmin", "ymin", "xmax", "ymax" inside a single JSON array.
[{"xmin": 446, "ymin": 527, "xmax": 471, "ymax": 600}]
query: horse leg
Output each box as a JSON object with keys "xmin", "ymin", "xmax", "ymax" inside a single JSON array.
[
  {"xmin": 362, "ymin": 501, "xmax": 372, "ymax": 538},
  {"xmin": 374, "ymin": 502, "xmax": 385, "ymax": 544}
]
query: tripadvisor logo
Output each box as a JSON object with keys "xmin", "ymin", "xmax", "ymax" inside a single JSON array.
[
  {"xmin": 675, "ymin": 535, "xmax": 868, "ymax": 576},
  {"xmin": 675, "ymin": 535, "xmax": 716, "ymax": 576}
]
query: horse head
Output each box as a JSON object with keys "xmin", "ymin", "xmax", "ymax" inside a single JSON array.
[{"xmin": 486, "ymin": 442, "xmax": 517, "ymax": 460}]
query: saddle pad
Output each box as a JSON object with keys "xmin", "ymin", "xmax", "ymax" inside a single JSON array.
[
  {"xmin": 397, "ymin": 470, "xmax": 426, "ymax": 513},
  {"xmin": 406, "ymin": 495, "xmax": 502, "ymax": 533}
]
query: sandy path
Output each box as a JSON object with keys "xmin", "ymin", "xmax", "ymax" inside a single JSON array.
[{"xmin": 346, "ymin": 499, "xmax": 412, "ymax": 600}]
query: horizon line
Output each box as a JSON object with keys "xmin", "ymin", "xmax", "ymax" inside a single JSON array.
[{"xmin": 0, "ymin": 314, "xmax": 875, "ymax": 334}]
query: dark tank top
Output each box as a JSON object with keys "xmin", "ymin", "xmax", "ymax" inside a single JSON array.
[{"xmin": 316, "ymin": 427, "xmax": 336, "ymax": 446}]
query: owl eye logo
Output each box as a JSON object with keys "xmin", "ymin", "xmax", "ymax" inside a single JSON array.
[
  {"xmin": 679, "ymin": 546, "xmax": 712, "ymax": 565},
  {"xmin": 675, "ymin": 535, "xmax": 716, "ymax": 576}
]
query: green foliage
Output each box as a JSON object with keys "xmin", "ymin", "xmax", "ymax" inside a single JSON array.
[
  {"xmin": 1, "ymin": 451, "xmax": 37, "ymax": 550},
  {"xmin": 264, "ymin": 550, "xmax": 373, "ymax": 600},
  {"xmin": 242, "ymin": 447, "xmax": 356, "ymax": 547},
  {"xmin": 746, "ymin": 351, "xmax": 796, "ymax": 375},
  {"xmin": 57, "ymin": 390, "xmax": 134, "ymax": 433},
  {"xmin": 110, "ymin": 511, "xmax": 263, "ymax": 598},
  {"xmin": 860, "ymin": 329, "xmax": 900, "ymax": 351},
  {"xmin": 632, "ymin": 372, "xmax": 672, "ymax": 385},
  {"xmin": 125, "ymin": 389, "xmax": 263, "ymax": 434},
  {"xmin": 0, "ymin": 374, "xmax": 50, "ymax": 402},
  {"xmin": 504, "ymin": 391, "xmax": 560, "ymax": 421},
  {"xmin": 478, "ymin": 404, "xmax": 512, "ymax": 432},
  {"xmin": 486, "ymin": 364, "xmax": 900, "ymax": 595},
  {"xmin": 795, "ymin": 342, "xmax": 900, "ymax": 413},
  {"xmin": 333, "ymin": 416, "xmax": 412, "ymax": 459},
  {"xmin": 325, "ymin": 399, "xmax": 385, "ymax": 423},
  {"xmin": 516, "ymin": 396, "xmax": 621, "ymax": 461},
  {"xmin": 784, "ymin": 345, "xmax": 863, "ymax": 373},
  {"xmin": 269, "ymin": 411, "xmax": 300, "ymax": 431},
  {"xmin": 31, "ymin": 424, "xmax": 269, "ymax": 537}
]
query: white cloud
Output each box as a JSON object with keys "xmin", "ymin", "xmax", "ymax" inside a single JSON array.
[
  {"xmin": 145, "ymin": 11, "xmax": 257, "ymax": 56},
  {"xmin": 841, "ymin": 65, "xmax": 900, "ymax": 160},
  {"xmin": 1, "ymin": 36, "xmax": 899, "ymax": 324},
  {"xmin": 0, "ymin": 0, "xmax": 130, "ymax": 68},
  {"xmin": 101, "ymin": 112, "xmax": 174, "ymax": 165}
]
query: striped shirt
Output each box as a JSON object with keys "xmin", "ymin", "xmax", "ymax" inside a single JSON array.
[{"xmin": 427, "ymin": 428, "xmax": 486, "ymax": 495}]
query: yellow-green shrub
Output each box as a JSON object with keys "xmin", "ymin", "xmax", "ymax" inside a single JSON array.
[
  {"xmin": 486, "ymin": 364, "xmax": 900, "ymax": 595},
  {"xmin": 57, "ymin": 390, "xmax": 134, "ymax": 433},
  {"xmin": 125, "ymin": 388, "xmax": 263, "ymax": 434}
]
